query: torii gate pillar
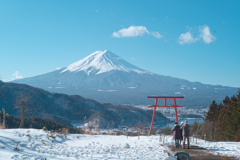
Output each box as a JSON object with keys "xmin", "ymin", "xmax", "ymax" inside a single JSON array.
[{"xmin": 148, "ymin": 96, "xmax": 184, "ymax": 132}]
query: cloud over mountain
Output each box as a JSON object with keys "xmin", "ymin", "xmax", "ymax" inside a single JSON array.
[{"xmin": 112, "ymin": 26, "xmax": 162, "ymax": 39}]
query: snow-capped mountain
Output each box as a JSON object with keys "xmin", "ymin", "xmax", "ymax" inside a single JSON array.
[
  {"xmin": 14, "ymin": 50, "xmax": 238, "ymax": 107},
  {"xmin": 61, "ymin": 50, "xmax": 149, "ymax": 75}
]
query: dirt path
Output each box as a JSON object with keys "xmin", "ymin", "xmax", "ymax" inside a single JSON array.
[{"xmin": 167, "ymin": 144, "xmax": 239, "ymax": 160}]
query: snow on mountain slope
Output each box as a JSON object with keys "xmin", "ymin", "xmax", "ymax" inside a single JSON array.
[{"xmin": 61, "ymin": 50, "xmax": 150, "ymax": 75}]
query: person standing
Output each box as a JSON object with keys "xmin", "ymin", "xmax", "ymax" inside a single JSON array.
[
  {"xmin": 182, "ymin": 120, "xmax": 190, "ymax": 149},
  {"xmin": 172, "ymin": 122, "xmax": 181, "ymax": 148}
]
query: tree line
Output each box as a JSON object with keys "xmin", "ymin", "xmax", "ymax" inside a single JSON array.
[
  {"xmin": 191, "ymin": 90, "xmax": 240, "ymax": 142},
  {"xmin": 0, "ymin": 111, "xmax": 83, "ymax": 134}
]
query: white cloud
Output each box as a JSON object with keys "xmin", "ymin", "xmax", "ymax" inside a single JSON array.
[
  {"xmin": 112, "ymin": 26, "xmax": 162, "ymax": 39},
  {"xmin": 11, "ymin": 71, "xmax": 23, "ymax": 80},
  {"xmin": 112, "ymin": 26, "xmax": 149, "ymax": 38},
  {"xmin": 200, "ymin": 25, "xmax": 216, "ymax": 44},
  {"xmin": 178, "ymin": 25, "xmax": 216, "ymax": 44},
  {"xmin": 151, "ymin": 31, "xmax": 162, "ymax": 39},
  {"xmin": 178, "ymin": 32, "xmax": 197, "ymax": 44}
]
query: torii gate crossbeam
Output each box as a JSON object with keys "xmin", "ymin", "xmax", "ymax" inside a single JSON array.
[{"xmin": 148, "ymin": 96, "xmax": 184, "ymax": 132}]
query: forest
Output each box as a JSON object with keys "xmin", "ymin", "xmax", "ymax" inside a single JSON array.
[
  {"xmin": 0, "ymin": 112, "xmax": 83, "ymax": 134},
  {"xmin": 191, "ymin": 90, "xmax": 240, "ymax": 142}
]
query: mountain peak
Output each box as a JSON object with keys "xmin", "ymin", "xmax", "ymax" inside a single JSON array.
[
  {"xmin": 90, "ymin": 50, "xmax": 112, "ymax": 57},
  {"xmin": 61, "ymin": 50, "xmax": 149, "ymax": 75}
]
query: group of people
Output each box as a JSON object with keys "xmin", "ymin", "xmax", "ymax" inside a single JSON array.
[{"xmin": 172, "ymin": 120, "xmax": 190, "ymax": 149}]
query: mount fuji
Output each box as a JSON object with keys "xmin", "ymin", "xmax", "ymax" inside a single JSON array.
[
  {"xmin": 61, "ymin": 50, "xmax": 149, "ymax": 75},
  {"xmin": 14, "ymin": 50, "xmax": 238, "ymax": 107}
]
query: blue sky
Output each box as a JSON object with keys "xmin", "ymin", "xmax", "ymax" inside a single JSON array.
[{"xmin": 0, "ymin": 0, "xmax": 240, "ymax": 87}]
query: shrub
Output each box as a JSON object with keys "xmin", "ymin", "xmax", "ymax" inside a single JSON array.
[{"xmin": 42, "ymin": 126, "xmax": 47, "ymax": 131}]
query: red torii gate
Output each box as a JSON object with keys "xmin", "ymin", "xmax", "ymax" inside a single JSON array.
[{"xmin": 148, "ymin": 96, "xmax": 184, "ymax": 132}]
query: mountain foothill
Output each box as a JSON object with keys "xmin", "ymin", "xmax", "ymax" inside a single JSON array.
[{"xmin": 0, "ymin": 81, "xmax": 168, "ymax": 128}]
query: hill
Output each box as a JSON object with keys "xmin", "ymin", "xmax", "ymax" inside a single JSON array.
[
  {"xmin": 0, "ymin": 112, "xmax": 82, "ymax": 133},
  {"xmin": 0, "ymin": 81, "xmax": 168, "ymax": 128}
]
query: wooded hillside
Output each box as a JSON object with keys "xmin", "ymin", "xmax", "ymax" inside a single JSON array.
[{"xmin": 201, "ymin": 90, "xmax": 240, "ymax": 141}]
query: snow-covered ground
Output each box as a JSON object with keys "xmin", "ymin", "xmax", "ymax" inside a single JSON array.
[
  {"xmin": 0, "ymin": 129, "xmax": 239, "ymax": 160},
  {"xmin": 185, "ymin": 137, "xmax": 240, "ymax": 158}
]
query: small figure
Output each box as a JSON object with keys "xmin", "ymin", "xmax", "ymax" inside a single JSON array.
[
  {"xmin": 172, "ymin": 122, "xmax": 181, "ymax": 148},
  {"xmin": 182, "ymin": 120, "xmax": 190, "ymax": 149}
]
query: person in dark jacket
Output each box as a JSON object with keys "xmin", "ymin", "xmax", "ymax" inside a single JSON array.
[
  {"xmin": 179, "ymin": 122, "xmax": 184, "ymax": 145},
  {"xmin": 182, "ymin": 120, "xmax": 190, "ymax": 149},
  {"xmin": 172, "ymin": 122, "xmax": 181, "ymax": 147}
]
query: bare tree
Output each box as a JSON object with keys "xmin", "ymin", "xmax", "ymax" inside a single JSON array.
[
  {"xmin": 0, "ymin": 90, "xmax": 6, "ymax": 128},
  {"xmin": 2, "ymin": 108, "xmax": 6, "ymax": 129},
  {"xmin": 201, "ymin": 120, "xmax": 216, "ymax": 141},
  {"xmin": 19, "ymin": 101, "xmax": 25, "ymax": 128},
  {"xmin": 0, "ymin": 112, "xmax": 1, "ymax": 128}
]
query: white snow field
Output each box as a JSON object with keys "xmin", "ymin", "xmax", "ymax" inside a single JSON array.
[{"xmin": 0, "ymin": 129, "xmax": 240, "ymax": 160}]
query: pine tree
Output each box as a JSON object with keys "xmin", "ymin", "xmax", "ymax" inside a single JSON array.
[
  {"xmin": 215, "ymin": 103, "xmax": 224, "ymax": 140},
  {"xmin": 223, "ymin": 96, "xmax": 230, "ymax": 106},
  {"xmin": 227, "ymin": 93, "xmax": 240, "ymax": 141},
  {"xmin": 217, "ymin": 101, "xmax": 231, "ymax": 140},
  {"xmin": 232, "ymin": 91, "xmax": 240, "ymax": 140},
  {"xmin": 205, "ymin": 100, "xmax": 218, "ymax": 121},
  {"xmin": 223, "ymin": 95, "xmax": 238, "ymax": 141}
]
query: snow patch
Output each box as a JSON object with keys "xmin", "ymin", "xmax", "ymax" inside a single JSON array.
[
  {"xmin": 97, "ymin": 89, "xmax": 117, "ymax": 92},
  {"xmin": 128, "ymin": 87, "xmax": 136, "ymax": 89}
]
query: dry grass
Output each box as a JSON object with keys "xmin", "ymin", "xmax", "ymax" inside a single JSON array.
[{"xmin": 167, "ymin": 144, "xmax": 239, "ymax": 160}]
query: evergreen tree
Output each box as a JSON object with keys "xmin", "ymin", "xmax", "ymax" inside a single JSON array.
[
  {"xmin": 215, "ymin": 103, "xmax": 224, "ymax": 140},
  {"xmin": 232, "ymin": 91, "xmax": 240, "ymax": 140},
  {"xmin": 205, "ymin": 100, "xmax": 218, "ymax": 121},
  {"xmin": 222, "ymin": 95, "xmax": 238, "ymax": 141},
  {"xmin": 202, "ymin": 90, "xmax": 240, "ymax": 141},
  {"xmin": 223, "ymin": 96, "xmax": 230, "ymax": 106}
]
